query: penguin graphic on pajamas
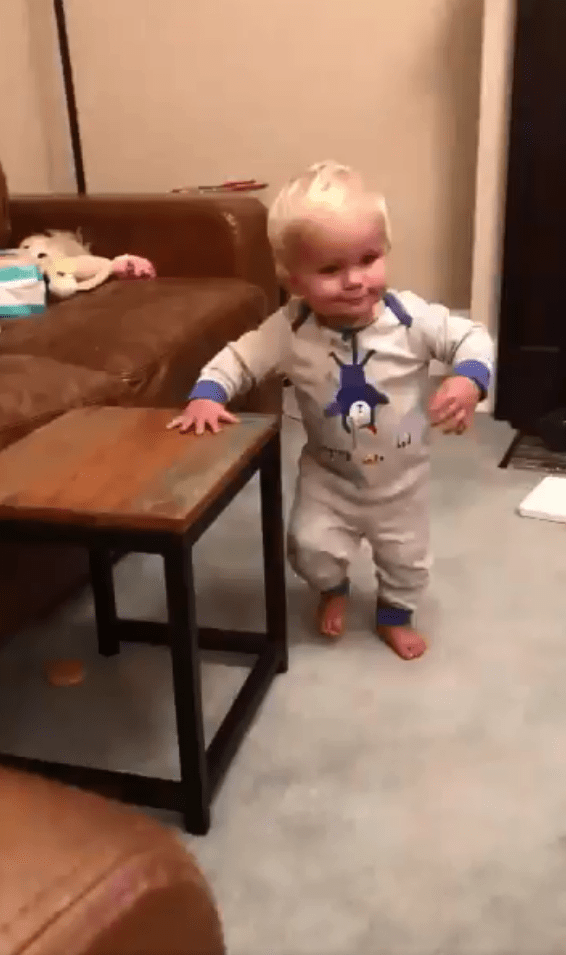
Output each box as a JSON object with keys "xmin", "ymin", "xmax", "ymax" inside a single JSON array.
[{"xmin": 324, "ymin": 333, "xmax": 389, "ymax": 438}]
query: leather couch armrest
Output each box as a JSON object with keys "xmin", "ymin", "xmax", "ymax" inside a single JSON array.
[
  {"xmin": 0, "ymin": 767, "xmax": 225, "ymax": 955},
  {"xmin": 8, "ymin": 193, "xmax": 279, "ymax": 312}
]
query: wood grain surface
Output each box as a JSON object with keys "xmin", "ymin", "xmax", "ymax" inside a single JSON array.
[{"xmin": 0, "ymin": 407, "xmax": 278, "ymax": 533}]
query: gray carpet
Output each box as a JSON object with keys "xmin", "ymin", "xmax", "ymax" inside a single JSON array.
[{"xmin": 2, "ymin": 409, "xmax": 566, "ymax": 955}]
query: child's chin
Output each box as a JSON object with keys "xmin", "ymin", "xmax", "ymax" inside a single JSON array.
[{"xmin": 341, "ymin": 301, "xmax": 375, "ymax": 319}]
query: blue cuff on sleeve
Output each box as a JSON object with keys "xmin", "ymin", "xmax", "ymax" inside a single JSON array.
[
  {"xmin": 187, "ymin": 380, "xmax": 229, "ymax": 404},
  {"xmin": 453, "ymin": 360, "xmax": 491, "ymax": 397}
]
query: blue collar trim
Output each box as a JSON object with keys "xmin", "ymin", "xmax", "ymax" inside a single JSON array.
[{"xmin": 383, "ymin": 291, "xmax": 413, "ymax": 327}]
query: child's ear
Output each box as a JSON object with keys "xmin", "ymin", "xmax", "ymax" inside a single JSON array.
[
  {"xmin": 285, "ymin": 273, "xmax": 302, "ymax": 296},
  {"xmin": 275, "ymin": 262, "xmax": 298, "ymax": 296}
]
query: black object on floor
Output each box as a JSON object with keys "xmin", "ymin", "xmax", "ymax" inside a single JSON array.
[
  {"xmin": 499, "ymin": 430, "xmax": 566, "ymax": 473},
  {"xmin": 537, "ymin": 408, "xmax": 566, "ymax": 453}
]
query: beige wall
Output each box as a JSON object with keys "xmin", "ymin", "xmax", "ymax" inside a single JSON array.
[
  {"xmin": 0, "ymin": 0, "xmax": 51, "ymax": 192},
  {"xmin": 0, "ymin": 0, "xmax": 76, "ymax": 194},
  {"xmin": 62, "ymin": 0, "xmax": 483, "ymax": 307},
  {"xmin": 1, "ymin": 0, "xmax": 484, "ymax": 306}
]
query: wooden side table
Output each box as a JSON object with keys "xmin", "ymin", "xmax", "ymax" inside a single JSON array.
[{"xmin": 0, "ymin": 407, "xmax": 288, "ymax": 834}]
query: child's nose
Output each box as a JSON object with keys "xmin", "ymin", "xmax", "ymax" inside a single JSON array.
[{"xmin": 344, "ymin": 268, "xmax": 363, "ymax": 288}]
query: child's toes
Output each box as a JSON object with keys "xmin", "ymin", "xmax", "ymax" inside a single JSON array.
[
  {"xmin": 377, "ymin": 624, "xmax": 427, "ymax": 660},
  {"xmin": 317, "ymin": 594, "xmax": 347, "ymax": 640},
  {"xmin": 403, "ymin": 633, "xmax": 427, "ymax": 659}
]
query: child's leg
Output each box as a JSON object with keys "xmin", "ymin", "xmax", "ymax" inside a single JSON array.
[
  {"xmin": 287, "ymin": 464, "xmax": 361, "ymax": 638},
  {"xmin": 363, "ymin": 483, "xmax": 431, "ymax": 660}
]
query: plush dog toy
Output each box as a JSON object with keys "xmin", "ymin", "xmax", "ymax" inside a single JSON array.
[
  {"xmin": 19, "ymin": 231, "xmax": 156, "ymax": 299},
  {"xmin": 41, "ymin": 256, "xmax": 113, "ymax": 299}
]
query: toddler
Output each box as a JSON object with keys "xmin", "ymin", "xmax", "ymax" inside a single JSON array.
[{"xmin": 169, "ymin": 161, "xmax": 494, "ymax": 660}]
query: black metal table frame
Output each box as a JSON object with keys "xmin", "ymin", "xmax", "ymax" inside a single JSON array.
[{"xmin": 0, "ymin": 431, "xmax": 287, "ymax": 834}]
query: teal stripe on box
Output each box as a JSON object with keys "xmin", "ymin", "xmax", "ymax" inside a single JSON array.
[
  {"xmin": 0, "ymin": 264, "xmax": 42, "ymax": 282},
  {"xmin": 0, "ymin": 304, "xmax": 45, "ymax": 318}
]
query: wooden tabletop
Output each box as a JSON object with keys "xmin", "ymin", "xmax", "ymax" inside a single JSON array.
[{"xmin": 0, "ymin": 407, "xmax": 278, "ymax": 534}]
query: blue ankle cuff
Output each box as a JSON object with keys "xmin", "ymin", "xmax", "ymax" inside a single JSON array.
[
  {"xmin": 376, "ymin": 603, "xmax": 412, "ymax": 626},
  {"xmin": 322, "ymin": 580, "xmax": 350, "ymax": 598}
]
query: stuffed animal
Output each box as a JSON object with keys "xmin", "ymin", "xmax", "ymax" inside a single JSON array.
[
  {"xmin": 19, "ymin": 230, "xmax": 156, "ymax": 299},
  {"xmin": 43, "ymin": 255, "xmax": 114, "ymax": 299},
  {"xmin": 20, "ymin": 229, "xmax": 89, "ymax": 261},
  {"xmin": 112, "ymin": 254, "xmax": 155, "ymax": 279}
]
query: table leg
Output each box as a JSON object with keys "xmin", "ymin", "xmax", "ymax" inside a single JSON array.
[
  {"xmin": 163, "ymin": 539, "xmax": 210, "ymax": 834},
  {"xmin": 89, "ymin": 548, "xmax": 120, "ymax": 656},
  {"xmin": 260, "ymin": 432, "xmax": 288, "ymax": 674}
]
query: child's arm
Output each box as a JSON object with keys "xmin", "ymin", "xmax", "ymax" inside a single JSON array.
[
  {"xmin": 407, "ymin": 294, "xmax": 494, "ymax": 394},
  {"xmin": 168, "ymin": 305, "xmax": 291, "ymax": 434},
  {"xmin": 401, "ymin": 292, "xmax": 495, "ymax": 434}
]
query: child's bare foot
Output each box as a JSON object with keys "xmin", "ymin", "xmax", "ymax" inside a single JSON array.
[
  {"xmin": 317, "ymin": 593, "xmax": 348, "ymax": 639},
  {"xmin": 377, "ymin": 624, "xmax": 427, "ymax": 660}
]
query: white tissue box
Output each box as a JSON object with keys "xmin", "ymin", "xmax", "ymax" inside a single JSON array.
[{"xmin": 0, "ymin": 250, "xmax": 46, "ymax": 319}]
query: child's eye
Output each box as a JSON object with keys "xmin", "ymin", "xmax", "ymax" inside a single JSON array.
[
  {"xmin": 318, "ymin": 264, "xmax": 340, "ymax": 275},
  {"xmin": 361, "ymin": 253, "xmax": 379, "ymax": 266}
]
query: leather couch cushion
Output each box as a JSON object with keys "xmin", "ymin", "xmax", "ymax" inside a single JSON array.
[
  {"xmin": 0, "ymin": 354, "xmax": 117, "ymax": 451},
  {"xmin": 0, "ymin": 278, "xmax": 266, "ymax": 403}
]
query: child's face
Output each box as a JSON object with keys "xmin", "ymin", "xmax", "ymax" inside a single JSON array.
[{"xmin": 286, "ymin": 211, "xmax": 387, "ymax": 327}]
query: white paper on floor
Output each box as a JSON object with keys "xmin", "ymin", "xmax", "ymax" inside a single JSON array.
[{"xmin": 518, "ymin": 475, "xmax": 566, "ymax": 523}]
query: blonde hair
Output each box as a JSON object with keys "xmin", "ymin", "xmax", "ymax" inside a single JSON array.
[{"xmin": 268, "ymin": 161, "xmax": 391, "ymax": 282}]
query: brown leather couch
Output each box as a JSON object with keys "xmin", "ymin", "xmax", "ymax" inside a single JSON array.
[
  {"xmin": 0, "ymin": 765, "xmax": 225, "ymax": 955},
  {"xmin": 0, "ymin": 161, "xmax": 280, "ymax": 642}
]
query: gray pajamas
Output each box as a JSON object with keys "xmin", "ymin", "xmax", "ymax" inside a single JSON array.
[
  {"xmin": 190, "ymin": 291, "xmax": 494, "ymax": 625},
  {"xmin": 287, "ymin": 450, "xmax": 431, "ymax": 614}
]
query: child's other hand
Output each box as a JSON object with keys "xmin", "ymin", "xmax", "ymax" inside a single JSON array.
[
  {"xmin": 167, "ymin": 400, "xmax": 239, "ymax": 435},
  {"xmin": 428, "ymin": 376, "xmax": 481, "ymax": 434}
]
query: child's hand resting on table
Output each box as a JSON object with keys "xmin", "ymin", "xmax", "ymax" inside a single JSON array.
[
  {"xmin": 167, "ymin": 400, "xmax": 239, "ymax": 435},
  {"xmin": 428, "ymin": 376, "xmax": 481, "ymax": 435}
]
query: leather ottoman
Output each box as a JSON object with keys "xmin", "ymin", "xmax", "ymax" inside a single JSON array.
[{"xmin": 0, "ymin": 767, "xmax": 224, "ymax": 955}]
